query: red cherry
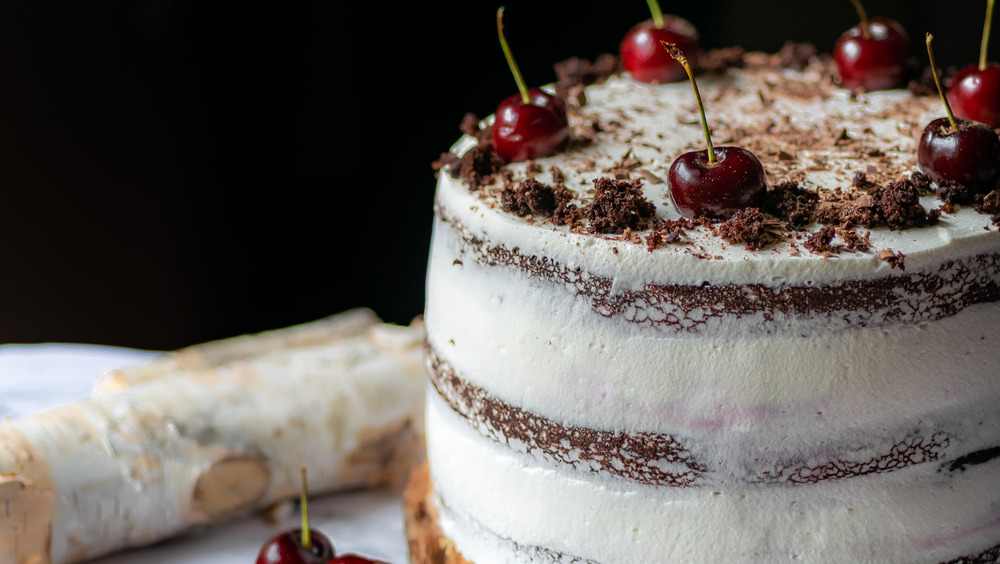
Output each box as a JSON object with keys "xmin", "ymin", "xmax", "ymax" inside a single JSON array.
[
  {"xmin": 257, "ymin": 468, "xmax": 334, "ymax": 564},
  {"xmin": 919, "ymin": 34, "xmax": 1000, "ymax": 194},
  {"xmin": 918, "ymin": 117, "xmax": 1000, "ymax": 194},
  {"xmin": 834, "ymin": 17, "xmax": 911, "ymax": 91},
  {"xmin": 668, "ymin": 147, "xmax": 767, "ymax": 219},
  {"xmin": 834, "ymin": 1, "xmax": 910, "ymax": 92},
  {"xmin": 620, "ymin": 16, "xmax": 700, "ymax": 84},
  {"xmin": 490, "ymin": 7, "xmax": 569, "ymax": 163},
  {"xmin": 947, "ymin": 63, "xmax": 1000, "ymax": 128},
  {"xmin": 491, "ymin": 90, "xmax": 569, "ymax": 163},
  {"xmin": 659, "ymin": 42, "xmax": 767, "ymax": 219},
  {"xmin": 328, "ymin": 554, "xmax": 388, "ymax": 564},
  {"xmin": 946, "ymin": 1, "xmax": 1000, "ymax": 127},
  {"xmin": 256, "ymin": 529, "xmax": 335, "ymax": 564}
]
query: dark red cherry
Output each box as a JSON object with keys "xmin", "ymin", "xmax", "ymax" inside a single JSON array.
[
  {"xmin": 948, "ymin": 63, "xmax": 1000, "ymax": 128},
  {"xmin": 918, "ymin": 117, "xmax": 1000, "ymax": 194},
  {"xmin": 328, "ymin": 554, "xmax": 388, "ymax": 564},
  {"xmin": 491, "ymin": 89, "xmax": 569, "ymax": 163},
  {"xmin": 256, "ymin": 528, "xmax": 335, "ymax": 564},
  {"xmin": 834, "ymin": 17, "xmax": 911, "ymax": 91},
  {"xmin": 490, "ymin": 7, "xmax": 569, "ymax": 163},
  {"xmin": 668, "ymin": 147, "xmax": 767, "ymax": 219},
  {"xmin": 621, "ymin": 16, "xmax": 700, "ymax": 84}
]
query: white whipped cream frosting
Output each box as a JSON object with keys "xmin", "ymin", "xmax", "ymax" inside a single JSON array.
[{"xmin": 424, "ymin": 61, "xmax": 1000, "ymax": 563}]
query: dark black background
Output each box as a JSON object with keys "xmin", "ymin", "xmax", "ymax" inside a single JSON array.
[{"xmin": 0, "ymin": 1, "xmax": 986, "ymax": 349}]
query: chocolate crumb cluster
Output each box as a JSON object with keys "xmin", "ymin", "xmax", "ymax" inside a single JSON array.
[
  {"xmin": 583, "ymin": 178, "xmax": 655, "ymax": 234},
  {"xmin": 500, "ymin": 175, "xmax": 578, "ymax": 226}
]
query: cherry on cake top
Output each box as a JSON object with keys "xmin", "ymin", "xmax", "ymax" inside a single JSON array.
[
  {"xmin": 919, "ymin": 33, "xmax": 1000, "ymax": 194},
  {"xmin": 947, "ymin": 0, "xmax": 1000, "ymax": 128},
  {"xmin": 620, "ymin": 0, "xmax": 700, "ymax": 84},
  {"xmin": 661, "ymin": 41, "xmax": 766, "ymax": 220},
  {"xmin": 490, "ymin": 7, "xmax": 569, "ymax": 163},
  {"xmin": 834, "ymin": 0, "xmax": 911, "ymax": 92}
]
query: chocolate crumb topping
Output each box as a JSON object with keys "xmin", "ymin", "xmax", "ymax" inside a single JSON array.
[
  {"xmin": 878, "ymin": 248, "xmax": 906, "ymax": 270},
  {"xmin": 500, "ymin": 177, "xmax": 578, "ymax": 226},
  {"xmin": 764, "ymin": 180, "xmax": 819, "ymax": 230},
  {"xmin": 936, "ymin": 181, "xmax": 975, "ymax": 213},
  {"xmin": 645, "ymin": 217, "xmax": 692, "ymax": 251},
  {"xmin": 713, "ymin": 208, "xmax": 778, "ymax": 251},
  {"xmin": 772, "ymin": 41, "xmax": 817, "ymax": 71},
  {"xmin": 431, "ymin": 112, "xmax": 504, "ymax": 191},
  {"xmin": 803, "ymin": 225, "xmax": 839, "ymax": 255},
  {"xmin": 974, "ymin": 190, "xmax": 1000, "ymax": 227},
  {"xmin": 583, "ymin": 177, "xmax": 655, "ymax": 234},
  {"xmin": 554, "ymin": 54, "xmax": 621, "ymax": 103},
  {"xmin": 831, "ymin": 172, "xmax": 938, "ymax": 230},
  {"xmin": 839, "ymin": 227, "xmax": 872, "ymax": 252},
  {"xmin": 698, "ymin": 46, "xmax": 746, "ymax": 74}
]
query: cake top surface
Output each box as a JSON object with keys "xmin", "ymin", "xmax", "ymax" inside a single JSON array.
[{"xmin": 435, "ymin": 50, "xmax": 1000, "ymax": 283}]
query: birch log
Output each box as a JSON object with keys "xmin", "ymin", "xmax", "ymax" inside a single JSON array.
[
  {"xmin": 0, "ymin": 321, "xmax": 427, "ymax": 564},
  {"xmin": 93, "ymin": 307, "xmax": 380, "ymax": 394}
]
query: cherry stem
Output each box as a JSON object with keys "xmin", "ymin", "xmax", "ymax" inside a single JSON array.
[
  {"xmin": 926, "ymin": 33, "xmax": 958, "ymax": 130},
  {"xmin": 848, "ymin": 0, "xmax": 871, "ymax": 40},
  {"xmin": 982, "ymin": 0, "xmax": 995, "ymax": 71},
  {"xmin": 497, "ymin": 7, "xmax": 530, "ymax": 105},
  {"xmin": 646, "ymin": 0, "xmax": 665, "ymax": 29},
  {"xmin": 300, "ymin": 467, "xmax": 311, "ymax": 550},
  {"xmin": 662, "ymin": 41, "xmax": 717, "ymax": 165}
]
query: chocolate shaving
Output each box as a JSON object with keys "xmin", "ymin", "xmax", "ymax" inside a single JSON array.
[
  {"xmin": 583, "ymin": 177, "xmax": 655, "ymax": 234},
  {"xmin": 803, "ymin": 225, "xmax": 839, "ymax": 255},
  {"xmin": 645, "ymin": 217, "xmax": 691, "ymax": 251},
  {"xmin": 879, "ymin": 248, "xmax": 906, "ymax": 270}
]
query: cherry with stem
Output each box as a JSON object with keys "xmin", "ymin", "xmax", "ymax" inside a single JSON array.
[
  {"xmin": 254, "ymin": 468, "xmax": 335, "ymax": 564},
  {"xmin": 918, "ymin": 33, "xmax": 1000, "ymax": 194},
  {"xmin": 662, "ymin": 42, "xmax": 767, "ymax": 219},
  {"xmin": 490, "ymin": 7, "xmax": 569, "ymax": 163},
  {"xmin": 948, "ymin": 0, "xmax": 1000, "ymax": 128},
  {"xmin": 834, "ymin": 0, "xmax": 911, "ymax": 92},
  {"xmin": 620, "ymin": 0, "xmax": 700, "ymax": 84}
]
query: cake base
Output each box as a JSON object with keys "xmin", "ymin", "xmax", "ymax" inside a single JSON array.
[{"xmin": 403, "ymin": 463, "xmax": 472, "ymax": 564}]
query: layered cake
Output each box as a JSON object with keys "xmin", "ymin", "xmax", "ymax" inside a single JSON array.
[{"xmin": 412, "ymin": 47, "xmax": 1000, "ymax": 563}]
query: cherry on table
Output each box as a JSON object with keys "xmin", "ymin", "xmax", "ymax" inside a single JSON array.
[
  {"xmin": 661, "ymin": 42, "xmax": 767, "ymax": 219},
  {"xmin": 255, "ymin": 468, "xmax": 336, "ymax": 564},
  {"xmin": 490, "ymin": 7, "xmax": 569, "ymax": 163},
  {"xmin": 620, "ymin": 0, "xmax": 700, "ymax": 84},
  {"xmin": 257, "ymin": 529, "xmax": 335, "ymax": 564},
  {"xmin": 834, "ymin": 0, "xmax": 910, "ymax": 92},
  {"xmin": 918, "ymin": 34, "xmax": 1000, "ymax": 194},
  {"xmin": 947, "ymin": 0, "xmax": 1000, "ymax": 127}
]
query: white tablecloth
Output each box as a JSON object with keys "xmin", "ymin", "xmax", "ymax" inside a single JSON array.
[{"xmin": 0, "ymin": 343, "xmax": 407, "ymax": 564}]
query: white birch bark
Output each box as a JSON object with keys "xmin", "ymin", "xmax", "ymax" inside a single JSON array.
[
  {"xmin": 93, "ymin": 308, "xmax": 380, "ymax": 394},
  {"xmin": 0, "ymin": 321, "xmax": 427, "ymax": 564}
]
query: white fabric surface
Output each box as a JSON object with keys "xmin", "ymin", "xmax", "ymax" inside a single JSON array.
[{"xmin": 0, "ymin": 343, "xmax": 407, "ymax": 564}]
